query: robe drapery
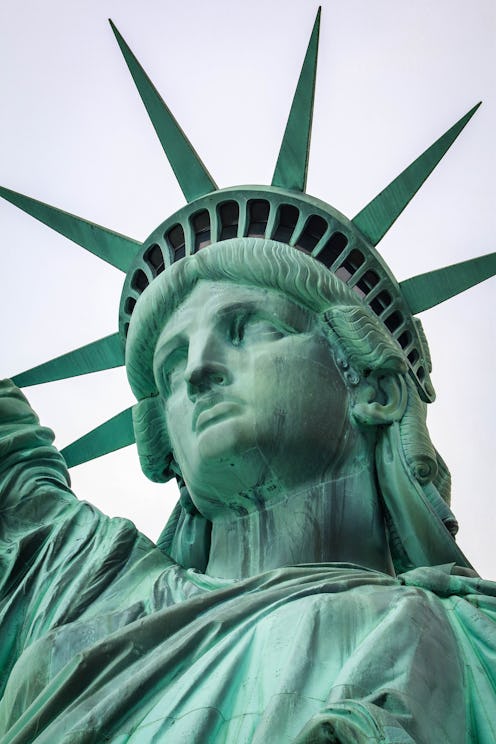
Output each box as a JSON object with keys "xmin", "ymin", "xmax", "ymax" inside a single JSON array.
[{"xmin": 1, "ymin": 380, "xmax": 495, "ymax": 743}]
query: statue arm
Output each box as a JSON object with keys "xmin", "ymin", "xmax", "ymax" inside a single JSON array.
[
  {"xmin": 0, "ymin": 380, "xmax": 158, "ymax": 675},
  {"xmin": 0, "ymin": 378, "xmax": 72, "ymax": 513}
]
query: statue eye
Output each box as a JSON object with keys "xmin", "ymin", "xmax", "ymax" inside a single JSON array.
[
  {"xmin": 248, "ymin": 323, "xmax": 285, "ymax": 342},
  {"xmin": 229, "ymin": 313, "xmax": 285, "ymax": 346}
]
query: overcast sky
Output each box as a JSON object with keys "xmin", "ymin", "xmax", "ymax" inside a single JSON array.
[{"xmin": 1, "ymin": 0, "xmax": 495, "ymax": 578}]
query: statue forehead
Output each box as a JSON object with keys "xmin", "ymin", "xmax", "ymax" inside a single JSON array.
[{"xmin": 155, "ymin": 279, "xmax": 317, "ymax": 347}]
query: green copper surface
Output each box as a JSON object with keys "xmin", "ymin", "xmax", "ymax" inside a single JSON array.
[
  {"xmin": 12, "ymin": 333, "xmax": 124, "ymax": 387},
  {"xmin": 0, "ymin": 186, "xmax": 139, "ymax": 272},
  {"xmin": 352, "ymin": 103, "xmax": 481, "ymax": 245},
  {"xmin": 61, "ymin": 406, "xmax": 134, "ymax": 468},
  {"xmin": 109, "ymin": 20, "xmax": 218, "ymax": 203},
  {"xmin": 400, "ymin": 251, "xmax": 496, "ymax": 313},
  {"xmin": 1, "ymin": 9, "xmax": 496, "ymax": 744},
  {"xmin": 1, "ymin": 238, "xmax": 495, "ymax": 739},
  {"xmin": 271, "ymin": 8, "xmax": 320, "ymax": 191}
]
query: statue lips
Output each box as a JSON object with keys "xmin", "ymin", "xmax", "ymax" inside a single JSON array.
[{"xmin": 193, "ymin": 397, "xmax": 244, "ymax": 434}]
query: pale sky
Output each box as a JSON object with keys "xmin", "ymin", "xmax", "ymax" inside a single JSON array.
[{"xmin": 1, "ymin": 0, "xmax": 495, "ymax": 578}]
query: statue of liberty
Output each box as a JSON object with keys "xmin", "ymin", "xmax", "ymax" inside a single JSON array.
[{"xmin": 1, "ymin": 9, "xmax": 495, "ymax": 743}]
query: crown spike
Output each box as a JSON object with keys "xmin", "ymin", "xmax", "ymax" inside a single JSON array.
[
  {"xmin": 109, "ymin": 20, "xmax": 217, "ymax": 203},
  {"xmin": 0, "ymin": 186, "xmax": 139, "ymax": 272},
  {"xmin": 400, "ymin": 252, "xmax": 496, "ymax": 314},
  {"xmin": 61, "ymin": 407, "xmax": 135, "ymax": 468},
  {"xmin": 12, "ymin": 334, "xmax": 124, "ymax": 388},
  {"xmin": 352, "ymin": 103, "xmax": 481, "ymax": 246},
  {"xmin": 271, "ymin": 8, "xmax": 321, "ymax": 191}
]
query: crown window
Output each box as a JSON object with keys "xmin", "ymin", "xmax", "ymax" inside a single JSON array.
[
  {"xmin": 165, "ymin": 224, "xmax": 186, "ymax": 261},
  {"xmin": 144, "ymin": 244, "xmax": 165, "ymax": 276},
  {"xmin": 384, "ymin": 310, "xmax": 403, "ymax": 333},
  {"xmin": 272, "ymin": 204, "xmax": 300, "ymax": 243},
  {"xmin": 361, "ymin": 270, "xmax": 380, "ymax": 290},
  {"xmin": 125, "ymin": 297, "xmax": 136, "ymax": 314},
  {"xmin": 369, "ymin": 289, "xmax": 392, "ymax": 315},
  {"xmin": 219, "ymin": 201, "xmax": 239, "ymax": 240},
  {"xmin": 398, "ymin": 330, "xmax": 412, "ymax": 349},
  {"xmin": 295, "ymin": 215, "xmax": 327, "ymax": 252},
  {"xmin": 354, "ymin": 269, "xmax": 379, "ymax": 298},
  {"xmin": 315, "ymin": 231, "xmax": 348, "ymax": 268},
  {"xmin": 131, "ymin": 269, "xmax": 149, "ymax": 293},
  {"xmin": 193, "ymin": 210, "xmax": 211, "ymax": 251},
  {"xmin": 335, "ymin": 249, "xmax": 365, "ymax": 283},
  {"xmin": 247, "ymin": 200, "xmax": 270, "ymax": 237}
]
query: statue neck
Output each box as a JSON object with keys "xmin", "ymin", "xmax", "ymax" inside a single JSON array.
[{"xmin": 205, "ymin": 466, "xmax": 394, "ymax": 580}]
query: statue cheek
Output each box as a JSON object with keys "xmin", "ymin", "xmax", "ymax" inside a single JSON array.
[{"xmin": 165, "ymin": 395, "xmax": 194, "ymax": 445}]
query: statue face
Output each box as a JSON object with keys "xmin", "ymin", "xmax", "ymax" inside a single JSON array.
[{"xmin": 153, "ymin": 280, "xmax": 353, "ymax": 516}]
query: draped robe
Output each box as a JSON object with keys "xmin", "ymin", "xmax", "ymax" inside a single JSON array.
[{"xmin": 1, "ymin": 380, "xmax": 495, "ymax": 743}]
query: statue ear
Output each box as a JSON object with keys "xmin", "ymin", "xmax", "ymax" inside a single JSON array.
[{"xmin": 351, "ymin": 371, "xmax": 407, "ymax": 426}]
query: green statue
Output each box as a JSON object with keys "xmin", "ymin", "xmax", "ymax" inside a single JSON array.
[{"xmin": 1, "ymin": 11, "xmax": 496, "ymax": 743}]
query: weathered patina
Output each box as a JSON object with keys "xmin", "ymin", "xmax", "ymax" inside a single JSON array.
[{"xmin": 1, "ymin": 9, "xmax": 496, "ymax": 743}]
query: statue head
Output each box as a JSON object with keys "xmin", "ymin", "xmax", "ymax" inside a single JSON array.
[
  {"xmin": 127, "ymin": 238, "xmax": 403, "ymax": 479},
  {"xmin": 126, "ymin": 237, "xmax": 461, "ymax": 572}
]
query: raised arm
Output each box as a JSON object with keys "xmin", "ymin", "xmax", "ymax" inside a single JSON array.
[
  {"xmin": 0, "ymin": 379, "xmax": 72, "ymax": 513},
  {"xmin": 0, "ymin": 380, "xmax": 162, "ymax": 697}
]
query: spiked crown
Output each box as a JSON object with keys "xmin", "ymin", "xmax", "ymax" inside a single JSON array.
[{"xmin": 4, "ymin": 9, "xmax": 496, "ymax": 469}]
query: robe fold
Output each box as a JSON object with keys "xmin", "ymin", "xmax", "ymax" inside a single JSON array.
[{"xmin": 1, "ymin": 380, "xmax": 495, "ymax": 744}]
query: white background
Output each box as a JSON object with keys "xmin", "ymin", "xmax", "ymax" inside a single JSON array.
[{"xmin": 1, "ymin": 0, "xmax": 495, "ymax": 577}]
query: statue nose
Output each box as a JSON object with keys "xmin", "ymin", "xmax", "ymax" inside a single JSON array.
[
  {"xmin": 186, "ymin": 363, "xmax": 228, "ymax": 396},
  {"xmin": 184, "ymin": 333, "xmax": 230, "ymax": 398}
]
